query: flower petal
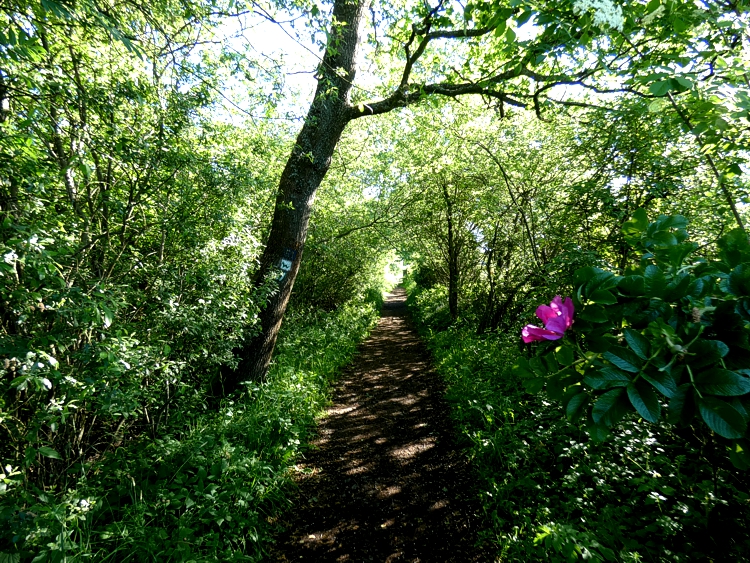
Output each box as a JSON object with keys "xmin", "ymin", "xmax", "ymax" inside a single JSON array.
[
  {"xmin": 522, "ymin": 324, "xmax": 564, "ymax": 343},
  {"xmin": 561, "ymin": 297, "xmax": 575, "ymax": 329},
  {"xmin": 535, "ymin": 304, "xmax": 558, "ymax": 324},
  {"xmin": 545, "ymin": 315, "xmax": 568, "ymax": 334}
]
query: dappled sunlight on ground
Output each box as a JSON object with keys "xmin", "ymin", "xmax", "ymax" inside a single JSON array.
[{"xmin": 266, "ymin": 288, "xmax": 489, "ymax": 562}]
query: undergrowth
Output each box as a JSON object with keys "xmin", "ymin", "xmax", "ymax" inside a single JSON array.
[
  {"xmin": 405, "ymin": 280, "xmax": 750, "ymax": 562},
  {"xmin": 1, "ymin": 298, "xmax": 379, "ymax": 562}
]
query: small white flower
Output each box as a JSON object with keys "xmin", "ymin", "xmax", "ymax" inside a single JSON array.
[{"xmin": 573, "ymin": 0, "xmax": 625, "ymax": 32}]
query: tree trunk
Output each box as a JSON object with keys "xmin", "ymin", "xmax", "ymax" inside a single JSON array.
[{"xmin": 219, "ymin": 0, "xmax": 368, "ymax": 393}]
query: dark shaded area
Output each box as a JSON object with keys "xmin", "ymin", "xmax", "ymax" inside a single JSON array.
[{"xmin": 266, "ymin": 288, "xmax": 490, "ymax": 562}]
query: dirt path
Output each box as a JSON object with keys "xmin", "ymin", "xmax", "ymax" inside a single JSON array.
[{"xmin": 266, "ymin": 288, "xmax": 491, "ymax": 562}]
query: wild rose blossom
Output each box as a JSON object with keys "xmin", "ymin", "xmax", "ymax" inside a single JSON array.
[{"xmin": 521, "ymin": 296, "xmax": 575, "ymax": 343}]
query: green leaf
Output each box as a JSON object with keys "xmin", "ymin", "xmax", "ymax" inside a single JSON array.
[
  {"xmin": 100, "ymin": 303, "xmax": 114, "ymax": 328},
  {"xmin": 696, "ymin": 369, "xmax": 750, "ymax": 396},
  {"xmin": 674, "ymin": 76, "xmax": 693, "ymax": 90},
  {"xmin": 729, "ymin": 439, "xmax": 750, "ymax": 470},
  {"xmin": 659, "ymin": 215, "xmax": 688, "ymax": 230},
  {"xmin": 604, "ymin": 347, "xmax": 642, "ymax": 373},
  {"xmin": 578, "ymin": 304, "xmax": 608, "ymax": 323},
  {"xmin": 163, "ymin": 343, "xmax": 172, "ymax": 355},
  {"xmin": 556, "ymin": 346, "xmax": 575, "ymax": 366},
  {"xmin": 589, "ymin": 289, "xmax": 617, "ymax": 305},
  {"xmin": 728, "ymin": 163, "xmax": 743, "ymax": 176},
  {"xmin": 592, "ymin": 388, "xmax": 629, "ymax": 426},
  {"xmin": 627, "ymin": 380, "xmax": 661, "ymax": 423},
  {"xmin": 618, "ymin": 275, "xmax": 646, "ymax": 296},
  {"xmin": 584, "ymin": 367, "xmax": 631, "ymax": 390},
  {"xmin": 698, "ymin": 396, "xmax": 747, "ymax": 439},
  {"xmin": 493, "ymin": 19, "xmax": 507, "ymax": 37},
  {"xmin": 641, "ymin": 370, "xmax": 677, "ymax": 398},
  {"xmin": 37, "ymin": 446, "xmax": 61, "ymax": 460},
  {"xmin": 649, "ymin": 80, "xmax": 672, "ymax": 96},
  {"xmin": 665, "ymin": 243, "xmax": 697, "ymax": 269},
  {"xmin": 669, "ymin": 384, "xmax": 695, "ymax": 426},
  {"xmin": 586, "ymin": 421, "xmax": 611, "ymax": 442},
  {"xmin": 623, "ymin": 208, "xmax": 649, "ymax": 235},
  {"xmin": 576, "ymin": 267, "xmax": 617, "ymax": 295},
  {"xmin": 644, "ymin": 265, "xmax": 667, "ymax": 298},
  {"xmin": 523, "ymin": 377, "xmax": 545, "ymax": 393},
  {"xmin": 566, "ymin": 392, "xmax": 589, "ymax": 423},
  {"xmin": 623, "ymin": 328, "xmax": 649, "ymax": 360},
  {"xmin": 586, "ymin": 333, "xmax": 614, "ymax": 353},
  {"xmin": 664, "ymin": 271, "xmax": 692, "ymax": 300},
  {"xmin": 718, "ymin": 228, "xmax": 750, "ymax": 268},
  {"xmin": 689, "ymin": 339, "xmax": 730, "ymax": 370},
  {"xmin": 722, "ymin": 264, "xmax": 750, "ymax": 296},
  {"xmin": 529, "ymin": 357, "xmax": 547, "ymax": 377}
]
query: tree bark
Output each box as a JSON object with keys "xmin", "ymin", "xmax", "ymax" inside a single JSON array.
[{"xmin": 219, "ymin": 0, "xmax": 368, "ymax": 393}]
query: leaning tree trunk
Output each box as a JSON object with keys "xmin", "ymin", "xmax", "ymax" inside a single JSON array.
[{"xmin": 219, "ymin": 0, "xmax": 368, "ymax": 393}]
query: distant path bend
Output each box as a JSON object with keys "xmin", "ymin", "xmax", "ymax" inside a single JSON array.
[{"xmin": 267, "ymin": 287, "xmax": 490, "ymax": 562}]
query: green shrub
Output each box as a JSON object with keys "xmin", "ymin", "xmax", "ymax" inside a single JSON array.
[
  {"xmin": 409, "ymin": 279, "xmax": 750, "ymax": 562},
  {"xmin": 0, "ymin": 299, "xmax": 378, "ymax": 562}
]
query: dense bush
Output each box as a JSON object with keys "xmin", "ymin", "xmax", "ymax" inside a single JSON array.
[
  {"xmin": 516, "ymin": 212, "xmax": 750, "ymax": 461},
  {"xmin": 407, "ymin": 269, "xmax": 750, "ymax": 561},
  {"xmin": 1, "ymin": 298, "xmax": 379, "ymax": 561}
]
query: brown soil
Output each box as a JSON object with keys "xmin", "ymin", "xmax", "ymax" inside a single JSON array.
[{"xmin": 265, "ymin": 288, "xmax": 492, "ymax": 562}]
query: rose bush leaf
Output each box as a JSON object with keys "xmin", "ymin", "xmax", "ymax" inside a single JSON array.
[{"xmin": 698, "ymin": 396, "xmax": 747, "ymax": 439}]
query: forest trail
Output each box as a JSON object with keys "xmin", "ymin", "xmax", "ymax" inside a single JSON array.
[{"xmin": 266, "ymin": 287, "xmax": 490, "ymax": 562}]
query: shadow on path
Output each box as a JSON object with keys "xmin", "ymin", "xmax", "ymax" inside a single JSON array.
[{"xmin": 266, "ymin": 287, "xmax": 490, "ymax": 562}]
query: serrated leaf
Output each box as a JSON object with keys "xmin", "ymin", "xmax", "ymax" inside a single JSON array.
[
  {"xmin": 604, "ymin": 347, "xmax": 642, "ymax": 373},
  {"xmin": 641, "ymin": 370, "xmax": 677, "ymax": 398},
  {"xmin": 644, "ymin": 265, "xmax": 667, "ymax": 298},
  {"xmin": 627, "ymin": 380, "xmax": 661, "ymax": 423},
  {"xmin": 584, "ymin": 367, "xmax": 631, "ymax": 390},
  {"xmin": 623, "ymin": 328, "xmax": 649, "ymax": 360},
  {"xmin": 699, "ymin": 396, "xmax": 747, "ymax": 439},
  {"xmin": 566, "ymin": 393, "xmax": 589, "ymax": 422},
  {"xmin": 669, "ymin": 384, "xmax": 695, "ymax": 426},
  {"xmin": 696, "ymin": 369, "xmax": 750, "ymax": 396},
  {"xmin": 592, "ymin": 388, "xmax": 627, "ymax": 426},
  {"xmin": 689, "ymin": 339, "xmax": 730, "ymax": 370}
]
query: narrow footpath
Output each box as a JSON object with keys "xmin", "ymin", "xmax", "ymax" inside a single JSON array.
[{"xmin": 266, "ymin": 288, "xmax": 491, "ymax": 562}]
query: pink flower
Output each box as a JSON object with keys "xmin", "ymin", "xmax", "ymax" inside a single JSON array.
[{"xmin": 522, "ymin": 296, "xmax": 575, "ymax": 343}]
